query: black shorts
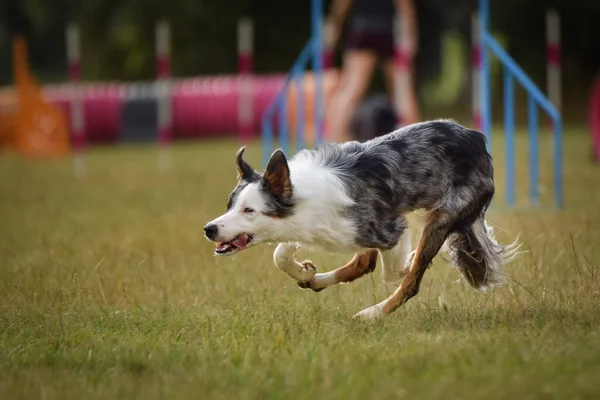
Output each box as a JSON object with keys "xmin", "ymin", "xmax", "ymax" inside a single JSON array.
[{"xmin": 345, "ymin": 16, "xmax": 395, "ymax": 61}]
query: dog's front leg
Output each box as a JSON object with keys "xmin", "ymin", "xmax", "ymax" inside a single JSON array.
[{"xmin": 273, "ymin": 243, "xmax": 317, "ymax": 283}]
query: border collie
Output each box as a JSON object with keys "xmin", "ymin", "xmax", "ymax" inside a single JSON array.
[{"xmin": 203, "ymin": 120, "xmax": 519, "ymax": 320}]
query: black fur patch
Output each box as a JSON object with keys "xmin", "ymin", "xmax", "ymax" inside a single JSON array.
[
  {"xmin": 226, "ymin": 174, "xmax": 260, "ymax": 211},
  {"xmin": 258, "ymin": 180, "xmax": 296, "ymax": 218}
]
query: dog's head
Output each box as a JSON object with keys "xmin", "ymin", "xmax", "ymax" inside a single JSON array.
[{"xmin": 203, "ymin": 146, "xmax": 295, "ymax": 256}]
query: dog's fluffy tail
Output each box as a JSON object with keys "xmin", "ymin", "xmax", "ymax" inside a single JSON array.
[{"xmin": 445, "ymin": 216, "xmax": 520, "ymax": 290}]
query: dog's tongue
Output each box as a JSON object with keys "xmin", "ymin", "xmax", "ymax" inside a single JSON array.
[{"xmin": 232, "ymin": 234, "xmax": 248, "ymax": 249}]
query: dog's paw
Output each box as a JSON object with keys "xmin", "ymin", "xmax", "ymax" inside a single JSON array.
[
  {"xmin": 297, "ymin": 279, "xmax": 325, "ymax": 292},
  {"xmin": 296, "ymin": 260, "xmax": 317, "ymax": 283},
  {"xmin": 297, "ymin": 271, "xmax": 327, "ymax": 292},
  {"xmin": 352, "ymin": 304, "xmax": 385, "ymax": 321}
]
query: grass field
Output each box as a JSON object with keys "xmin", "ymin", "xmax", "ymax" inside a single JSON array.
[{"xmin": 1, "ymin": 127, "xmax": 599, "ymax": 399}]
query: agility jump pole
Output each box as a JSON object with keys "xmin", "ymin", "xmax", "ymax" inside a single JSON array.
[
  {"xmin": 393, "ymin": 15, "xmax": 412, "ymax": 127},
  {"xmin": 546, "ymin": 9, "xmax": 561, "ymax": 128},
  {"xmin": 478, "ymin": 0, "xmax": 563, "ymax": 209},
  {"xmin": 312, "ymin": 0, "xmax": 325, "ymax": 145},
  {"xmin": 66, "ymin": 23, "xmax": 85, "ymax": 178},
  {"xmin": 238, "ymin": 17, "xmax": 254, "ymax": 144},
  {"xmin": 474, "ymin": 5, "xmax": 562, "ymax": 135},
  {"xmin": 471, "ymin": 13, "xmax": 482, "ymax": 132},
  {"xmin": 156, "ymin": 20, "xmax": 172, "ymax": 172}
]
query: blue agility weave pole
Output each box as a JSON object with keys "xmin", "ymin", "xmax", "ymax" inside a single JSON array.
[
  {"xmin": 479, "ymin": 0, "xmax": 492, "ymax": 147},
  {"xmin": 261, "ymin": 40, "xmax": 314, "ymax": 166},
  {"xmin": 479, "ymin": 0, "xmax": 563, "ymax": 209},
  {"xmin": 261, "ymin": 0, "xmax": 325, "ymax": 167},
  {"xmin": 293, "ymin": 66, "xmax": 306, "ymax": 152},
  {"xmin": 504, "ymin": 67, "xmax": 515, "ymax": 207},
  {"xmin": 311, "ymin": 0, "xmax": 324, "ymax": 146}
]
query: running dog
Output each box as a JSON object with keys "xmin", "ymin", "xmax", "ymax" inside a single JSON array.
[{"xmin": 203, "ymin": 119, "xmax": 520, "ymax": 320}]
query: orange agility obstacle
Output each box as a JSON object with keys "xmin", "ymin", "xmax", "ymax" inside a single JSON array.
[
  {"xmin": 12, "ymin": 36, "xmax": 70, "ymax": 157},
  {"xmin": 285, "ymin": 70, "xmax": 340, "ymax": 146}
]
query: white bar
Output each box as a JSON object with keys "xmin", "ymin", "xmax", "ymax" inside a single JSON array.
[
  {"xmin": 238, "ymin": 17, "xmax": 253, "ymax": 55},
  {"xmin": 158, "ymin": 81, "xmax": 172, "ymax": 127},
  {"xmin": 239, "ymin": 79, "xmax": 253, "ymax": 121},
  {"xmin": 546, "ymin": 9, "xmax": 561, "ymax": 112},
  {"xmin": 546, "ymin": 10, "xmax": 560, "ymax": 47},
  {"xmin": 238, "ymin": 17, "xmax": 254, "ymax": 138},
  {"xmin": 66, "ymin": 23, "xmax": 80, "ymax": 63},
  {"xmin": 156, "ymin": 21, "xmax": 172, "ymax": 171},
  {"xmin": 155, "ymin": 21, "xmax": 171, "ymax": 127},
  {"xmin": 70, "ymin": 87, "xmax": 84, "ymax": 131},
  {"xmin": 156, "ymin": 20, "xmax": 170, "ymax": 58}
]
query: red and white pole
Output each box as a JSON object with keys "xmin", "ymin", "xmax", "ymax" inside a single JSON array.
[
  {"xmin": 156, "ymin": 20, "xmax": 172, "ymax": 171},
  {"xmin": 238, "ymin": 17, "xmax": 254, "ymax": 143},
  {"xmin": 67, "ymin": 22, "xmax": 85, "ymax": 178},
  {"xmin": 546, "ymin": 9, "xmax": 561, "ymax": 123},
  {"xmin": 393, "ymin": 16, "xmax": 411, "ymax": 127},
  {"xmin": 471, "ymin": 12, "xmax": 482, "ymax": 131}
]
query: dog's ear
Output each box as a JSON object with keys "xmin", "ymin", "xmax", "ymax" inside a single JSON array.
[
  {"xmin": 235, "ymin": 146, "xmax": 255, "ymax": 181},
  {"xmin": 263, "ymin": 149, "xmax": 292, "ymax": 199}
]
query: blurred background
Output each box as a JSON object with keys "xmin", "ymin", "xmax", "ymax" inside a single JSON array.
[{"xmin": 1, "ymin": 0, "xmax": 599, "ymax": 136}]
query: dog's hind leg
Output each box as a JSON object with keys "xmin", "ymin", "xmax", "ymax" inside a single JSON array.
[
  {"xmin": 353, "ymin": 210, "xmax": 454, "ymax": 320},
  {"xmin": 273, "ymin": 243, "xmax": 317, "ymax": 283},
  {"xmin": 297, "ymin": 250, "xmax": 379, "ymax": 292}
]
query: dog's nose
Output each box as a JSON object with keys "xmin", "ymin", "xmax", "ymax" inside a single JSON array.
[{"xmin": 204, "ymin": 224, "xmax": 218, "ymax": 240}]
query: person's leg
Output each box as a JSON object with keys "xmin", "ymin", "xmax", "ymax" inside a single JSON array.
[
  {"xmin": 325, "ymin": 49, "xmax": 378, "ymax": 143},
  {"xmin": 383, "ymin": 58, "xmax": 420, "ymax": 125}
]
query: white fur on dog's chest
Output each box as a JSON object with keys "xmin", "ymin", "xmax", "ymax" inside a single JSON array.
[
  {"xmin": 288, "ymin": 162, "xmax": 361, "ymax": 253},
  {"xmin": 300, "ymin": 224, "xmax": 363, "ymax": 253}
]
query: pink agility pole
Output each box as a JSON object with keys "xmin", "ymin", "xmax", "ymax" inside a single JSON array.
[
  {"xmin": 238, "ymin": 17, "xmax": 254, "ymax": 143},
  {"xmin": 471, "ymin": 12, "xmax": 482, "ymax": 131},
  {"xmin": 156, "ymin": 20, "xmax": 172, "ymax": 171},
  {"xmin": 546, "ymin": 9, "xmax": 561, "ymax": 129},
  {"xmin": 66, "ymin": 22, "xmax": 85, "ymax": 178}
]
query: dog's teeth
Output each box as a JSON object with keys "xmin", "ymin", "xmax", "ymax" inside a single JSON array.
[{"xmin": 216, "ymin": 242, "xmax": 232, "ymax": 252}]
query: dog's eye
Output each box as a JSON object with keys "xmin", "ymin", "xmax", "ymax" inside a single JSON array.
[{"xmin": 243, "ymin": 207, "xmax": 255, "ymax": 214}]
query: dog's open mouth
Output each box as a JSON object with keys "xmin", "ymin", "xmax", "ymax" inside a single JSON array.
[{"xmin": 215, "ymin": 233, "xmax": 254, "ymax": 256}]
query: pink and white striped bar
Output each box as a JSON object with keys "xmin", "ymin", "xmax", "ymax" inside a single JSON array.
[
  {"xmin": 156, "ymin": 20, "xmax": 172, "ymax": 171},
  {"xmin": 66, "ymin": 22, "xmax": 85, "ymax": 178},
  {"xmin": 471, "ymin": 12, "xmax": 482, "ymax": 131},
  {"xmin": 238, "ymin": 17, "xmax": 254, "ymax": 143},
  {"xmin": 156, "ymin": 20, "xmax": 171, "ymax": 80},
  {"xmin": 546, "ymin": 9, "xmax": 561, "ymax": 122},
  {"xmin": 393, "ymin": 16, "xmax": 411, "ymax": 127}
]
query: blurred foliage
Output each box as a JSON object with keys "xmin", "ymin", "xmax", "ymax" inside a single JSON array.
[{"xmin": 1, "ymin": 0, "xmax": 600, "ymax": 111}]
